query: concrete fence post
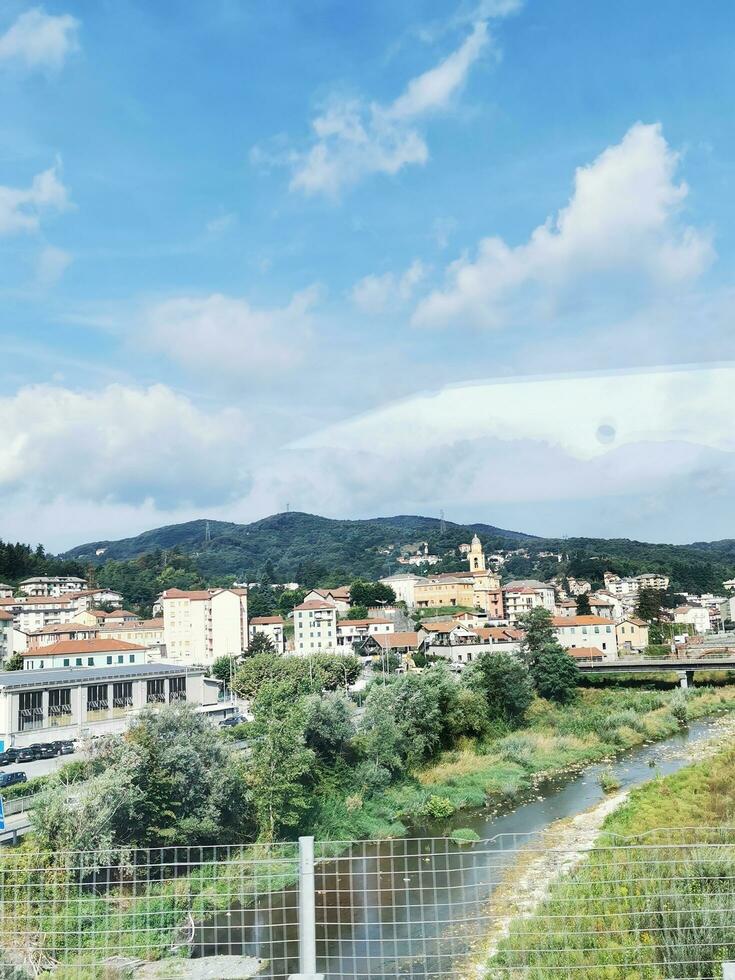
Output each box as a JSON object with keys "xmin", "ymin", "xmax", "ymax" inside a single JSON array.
[{"xmin": 289, "ymin": 835, "xmax": 323, "ymax": 980}]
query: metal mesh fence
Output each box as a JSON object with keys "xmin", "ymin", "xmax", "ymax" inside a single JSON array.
[{"xmin": 0, "ymin": 830, "xmax": 735, "ymax": 978}]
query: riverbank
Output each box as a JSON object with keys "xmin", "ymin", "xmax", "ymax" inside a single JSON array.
[
  {"xmin": 480, "ymin": 714, "xmax": 735, "ymax": 978},
  {"xmin": 313, "ymin": 684, "xmax": 735, "ymax": 840}
]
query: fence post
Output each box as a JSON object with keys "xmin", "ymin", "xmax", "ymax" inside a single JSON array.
[{"xmin": 290, "ymin": 835, "xmax": 323, "ymax": 980}]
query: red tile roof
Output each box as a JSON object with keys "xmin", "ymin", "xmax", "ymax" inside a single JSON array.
[
  {"xmin": 294, "ymin": 600, "xmax": 337, "ymax": 611},
  {"xmin": 23, "ymin": 638, "xmax": 146, "ymax": 656},
  {"xmin": 0, "ymin": 610, "xmax": 12, "ymax": 621},
  {"xmin": 372, "ymin": 631, "xmax": 419, "ymax": 650},
  {"xmin": 552, "ymin": 616, "xmax": 611, "ymax": 627},
  {"xmin": 250, "ymin": 616, "xmax": 285, "ymax": 625}
]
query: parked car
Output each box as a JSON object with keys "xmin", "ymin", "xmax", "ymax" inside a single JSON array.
[
  {"xmin": 0, "ymin": 771, "xmax": 27, "ymax": 788},
  {"xmin": 219, "ymin": 715, "xmax": 244, "ymax": 728},
  {"xmin": 37, "ymin": 744, "xmax": 57, "ymax": 759},
  {"xmin": 0, "ymin": 752, "xmax": 11, "ymax": 767},
  {"xmin": 3, "ymin": 747, "xmax": 21, "ymax": 763},
  {"xmin": 16, "ymin": 747, "xmax": 36, "ymax": 763},
  {"xmin": 59, "ymin": 741, "xmax": 75, "ymax": 755}
]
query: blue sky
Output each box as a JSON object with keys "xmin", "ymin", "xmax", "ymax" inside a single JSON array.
[{"xmin": 2, "ymin": 0, "xmax": 735, "ymax": 549}]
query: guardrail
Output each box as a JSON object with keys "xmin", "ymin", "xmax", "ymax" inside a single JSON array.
[{"xmin": 1, "ymin": 792, "xmax": 41, "ymax": 817}]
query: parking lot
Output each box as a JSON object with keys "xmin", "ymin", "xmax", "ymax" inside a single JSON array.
[{"xmin": 1, "ymin": 747, "xmax": 82, "ymax": 779}]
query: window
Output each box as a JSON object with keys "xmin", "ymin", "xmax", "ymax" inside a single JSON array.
[
  {"xmin": 63, "ymin": 658, "xmax": 70, "ymax": 667},
  {"xmin": 169, "ymin": 676, "xmax": 186, "ymax": 702},
  {"xmin": 48, "ymin": 688, "xmax": 72, "ymax": 728},
  {"xmin": 112, "ymin": 681, "xmax": 133, "ymax": 716},
  {"xmin": 75, "ymin": 658, "xmax": 82, "ymax": 666},
  {"xmin": 146, "ymin": 678, "xmax": 165, "ymax": 704},
  {"xmin": 118, "ymin": 655, "xmax": 124, "ymax": 663},
  {"xmin": 18, "ymin": 691, "xmax": 43, "ymax": 732},
  {"xmin": 86, "ymin": 684, "xmax": 109, "ymax": 722},
  {"xmin": 129, "ymin": 654, "xmax": 135, "ymax": 662},
  {"xmin": 87, "ymin": 657, "xmax": 94, "ymax": 666},
  {"xmin": 106, "ymin": 656, "xmax": 113, "ymax": 665}
]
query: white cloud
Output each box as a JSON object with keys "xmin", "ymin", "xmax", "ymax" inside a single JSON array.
[
  {"xmin": 351, "ymin": 259, "xmax": 427, "ymax": 313},
  {"xmin": 0, "ymin": 162, "xmax": 71, "ymax": 236},
  {"xmin": 286, "ymin": 20, "xmax": 490, "ymax": 197},
  {"xmin": 0, "ymin": 383, "xmax": 252, "ymax": 506},
  {"xmin": 35, "ymin": 244, "xmax": 72, "ymax": 285},
  {"xmin": 0, "ymin": 7, "xmax": 79, "ymax": 71},
  {"xmin": 413, "ymin": 122, "xmax": 714, "ymax": 329},
  {"xmin": 144, "ymin": 286, "xmax": 320, "ymax": 375},
  {"xmin": 206, "ymin": 212, "xmax": 237, "ymax": 235}
]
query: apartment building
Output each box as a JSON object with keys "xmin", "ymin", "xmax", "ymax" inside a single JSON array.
[
  {"xmin": 0, "ymin": 610, "xmax": 12, "ymax": 663},
  {"xmin": 98, "ymin": 618, "xmax": 165, "ymax": 649},
  {"xmin": 19, "ymin": 575, "xmax": 88, "ymax": 597},
  {"xmin": 551, "ymin": 615, "xmax": 618, "ymax": 658},
  {"xmin": 293, "ymin": 599, "xmax": 338, "ymax": 654},
  {"xmin": 603, "ymin": 572, "xmax": 670, "ymax": 597},
  {"xmin": 28, "ymin": 622, "xmax": 100, "ymax": 649},
  {"xmin": 0, "ymin": 584, "xmax": 13, "ymax": 599},
  {"xmin": 302, "ymin": 587, "xmax": 351, "ymax": 614},
  {"xmin": 502, "ymin": 580, "xmax": 556, "ymax": 623},
  {"xmin": 719, "ymin": 596, "xmax": 735, "ymax": 625},
  {"xmin": 249, "ymin": 616, "xmax": 286, "ymax": 653},
  {"xmin": 161, "ymin": 588, "xmax": 248, "ymax": 665}
]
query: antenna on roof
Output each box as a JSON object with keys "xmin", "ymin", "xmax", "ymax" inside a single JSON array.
[
  {"xmin": 205, "ymin": 521, "xmax": 211, "ymax": 544},
  {"xmin": 440, "ymin": 509, "xmax": 446, "ymax": 535},
  {"xmin": 286, "ymin": 501, "xmax": 290, "ymax": 513}
]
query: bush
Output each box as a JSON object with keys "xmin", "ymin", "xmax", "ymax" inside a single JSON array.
[
  {"xmin": 598, "ymin": 769, "xmax": 621, "ymax": 793},
  {"xmin": 465, "ymin": 653, "xmax": 535, "ymax": 726},
  {"xmin": 530, "ymin": 645, "xmax": 580, "ymax": 704},
  {"xmin": 420, "ymin": 795, "xmax": 456, "ymax": 820},
  {"xmin": 450, "ymin": 828, "xmax": 481, "ymax": 845},
  {"xmin": 669, "ymin": 690, "xmax": 689, "ymax": 725}
]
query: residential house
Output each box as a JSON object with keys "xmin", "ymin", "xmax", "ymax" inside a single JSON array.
[
  {"xmin": 293, "ymin": 599, "xmax": 338, "ymax": 655},
  {"xmin": 567, "ymin": 646, "xmax": 605, "ymax": 663},
  {"xmin": 673, "ymin": 605, "xmax": 711, "ymax": 635},
  {"xmin": 28, "ymin": 622, "xmax": 100, "ymax": 649},
  {"xmin": 502, "ymin": 580, "xmax": 556, "ymax": 623},
  {"xmin": 0, "ymin": 584, "xmax": 13, "ymax": 599},
  {"xmin": 336, "ymin": 618, "xmax": 393, "ymax": 654},
  {"xmin": 556, "ymin": 599, "xmax": 578, "ymax": 618},
  {"xmin": 551, "ymin": 616, "xmax": 618, "ymax": 659},
  {"xmin": 587, "ymin": 595, "xmax": 617, "ymax": 620},
  {"xmin": 615, "ymin": 617, "xmax": 650, "ymax": 654},
  {"xmin": 98, "ymin": 619, "xmax": 166, "ymax": 652},
  {"xmin": 359, "ymin": 631, "xmax": 419, "ymax": 663},
  {"xmin": 302, "ymin": 587, "xmax": 351, "ymax": 614},
  {"xmin": 249, "ymin": 615, "xmax": 286, "ymax": 654},
  {"xmin": 378, "ymin": 573, "xmax": 422, "ymax": 608}
]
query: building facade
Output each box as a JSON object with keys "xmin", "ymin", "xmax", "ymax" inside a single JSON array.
[
  {"xmin": 293, "ymin": 599, "xmax": 338, "ymax": 654},
  {"xmin": 249, "ymin": 616, "xmax": 286, "ymax": 654},
  {"xmin": 18, "ymin": 576, "xmax": 88, "ymax": 597},
  {"xmin": 161, "ymin": 588, "xmax": 248, "ymax": 665},
  {"xmin": 22, "ymin": 638, "xmax": 147, "ymax": 671},
  {"xmin": 615, "ymin": 617, "xmax": 650, "ymax": 653},
  {"xmin": 0, "ymin": 662, "xmax": 220, "ymax": 749},
  {"xmin": 552, "ymin": 616, "xmax": 618, "ymax": 658},
  {"xmin": 0, "ymin": 610, "xmax": 12, "ymax": 664}
]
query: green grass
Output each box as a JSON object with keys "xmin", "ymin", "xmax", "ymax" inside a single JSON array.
[{"xmin": 486, "ymin": 742, "xmax": 735, "ymax": 978}]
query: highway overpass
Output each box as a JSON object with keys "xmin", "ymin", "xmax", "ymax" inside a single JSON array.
[{"xmin": 576, "ymin": 656, "xmax": 735, "ymax": 687}]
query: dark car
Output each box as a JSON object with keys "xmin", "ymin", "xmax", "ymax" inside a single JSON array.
[
  {"xmin": 0, "ymin": 752, "xmax": 11, "ymax": 767},
  {"xmin": 16, "ymin": 747, "xmax": 36, "ymax": 763},
  {"xmin": 0, "ymin": 771, "xmax": 27, "ymax": 789},
  {"xmin": 37, "ymin": 744, "xmax": 57, "ymax": 759},
  {"xmin": 3, "ymin": 747, "xmax": 21, "ymax": 763},
  {"xmin": 59, "ymin": 741, "xmax": 75, "ymax": 755},
  {"xmin": 219, "ymin": 715, "xmax": 244, "ymax": 728}
]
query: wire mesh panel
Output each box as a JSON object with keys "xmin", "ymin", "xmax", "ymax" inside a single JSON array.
[
  {"xmin": 2, "ymin": 831, "xmax": 735, "ymax": 978},
  {"xmin": 0, "ymin": 842, "xmax": 300, "ymax": 978}
]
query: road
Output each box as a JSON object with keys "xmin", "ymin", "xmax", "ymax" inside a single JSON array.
[{"xmin": 2, "ymin": 749, "xmax": 83, "ymax": 779}]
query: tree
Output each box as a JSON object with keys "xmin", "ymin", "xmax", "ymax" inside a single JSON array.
[
  {"xmin": 211, "ymin": 655, "xmax": 238, "ymax": 685},
  {"xmin": 301, "ymin": 692, "xmax": 354, "ymax": 763},
  {"xmin": 344, "ymin": 605, "xmax": 369, "ymax": 620},
  {"xmin": 247, "ymin": 705, "xmax": 315, "ymax": 841},
  {"xmin": 465, "ymin": 652, "xmax": 535, "ymax": 726},
  {"xmin": 636, "ymin": 587, "xmax": 662, "ymax": 623},
  {"xmin": 3, "ymin": 651, "xmax": 24, "ymax": 671},
  {"xmin": 518, "ymin": 607, "xmax": 556, "ymax": 663},
  {"xmin": 349, "ymin": 580, "xmax": 396, "ymax": 608},
  {"xmin": 575, "ymin": 592, "xmax": 591, "ymax": 615},
  {"xmin": 248, "ymin": 631, "xmax": 276, "ymax": 656},
  {"xmin": 530, "ymin": 645, "xmax": 579, "ymax": 703}
]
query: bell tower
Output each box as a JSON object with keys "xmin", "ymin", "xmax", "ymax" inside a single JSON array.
[{"xmin": 467, "ymin": 534, "xmax": 486, "ymax": 573}]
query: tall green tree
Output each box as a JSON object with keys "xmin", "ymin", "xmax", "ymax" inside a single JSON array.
[
  {"xmin": 518, "ymin": 607, "xmax": 556, "ymax": 662},
  {"xmin": 575, "ymin": 592, "xmax": 591, "ymax": 615},
  {"xmin": 636, "ymin": 587, "xmax": 663, "ymax": 623},
  {"xmin": 530, "ymin": 646, "xmax": 579, "ymax": 704},
  {"xmin": 465, "ymin": 652, "xmax": 535, "ymax": 726}
]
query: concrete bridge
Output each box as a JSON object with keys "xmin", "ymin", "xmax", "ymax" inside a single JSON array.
[{"xmin": 576, "ymin": 656, "xmax": 735, "ymax": 687}]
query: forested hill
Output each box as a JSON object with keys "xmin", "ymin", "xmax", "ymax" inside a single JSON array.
[
  {"xmin": 58, "ymin": 511, "xmax": 735, "ymax": 594},
  {"xmin": 61, "ymin": 512, "xmax": 533, "ymax": 584}
]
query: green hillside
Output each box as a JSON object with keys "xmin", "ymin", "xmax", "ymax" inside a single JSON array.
[{"xmin": 59, "ymin": 511, "xmax": 735, "ymax": 595}]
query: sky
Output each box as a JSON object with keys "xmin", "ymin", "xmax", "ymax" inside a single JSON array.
[{"xmin": 2, "ymin": 0, "xmax": 735, "ymax": 550}]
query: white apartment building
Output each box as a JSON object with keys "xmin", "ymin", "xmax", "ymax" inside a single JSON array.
[
  {"xmin": 552, "ymin": 616, "xmax": 618, "ymax": 659},
  {"xmin": 719, "ymin": 596, "xmax": 735, "ymax": 625},
  {"xmin": 249, "ymin": 616, "xmax": 286, "ymax": 654},
  {"xmin": 0, "ymin": 610, "xmax": 12, "ymax": 663},
  {"xmin": 0, "ymin": 595, "xmax": 79, "ymax": 632},
  {"xmin": 302, "ymin": 587, "xmax": 351, "ymax": 614},
  {"xmin": 673, "ymin": 605, "xmax": 711, "ymax": 635},
  {"xmin": 98, "ymin": 618, "xmax": 165, "ymax": 649},
  {"xmin": 0, "ymin": 584, "xmax": 13, "ymax": 599},
  {"xmin": 161, "ymin": 588, "xmax": 248, "ymax": 666},
  {"xmin": 19, "ymin": 576, "xmax": 88, "ymax": 597},
  {"xmin": 293, "ymin": 599, "xmax": 338, "ymax": 654},
  {"xmin": 336, "ymin": 618, "xmax": 393, "ymax": 653},
  {"xmin": 603, "ymin": 572, "xmax": 670, "ymax": 597},
  {"xmin": 22, "ymin": 638, "xmax": 147, "ymax": 671},
  {"xmin": 636, "ymin": 573, "xmax": 670, "ymax": 590},
  {"xmin": 502, "ymin": 580, "xmax": 556, "ymax": 623},
  {"xmin": 723, "ymin": 579, "xmax": 735, "ymax": 593}
]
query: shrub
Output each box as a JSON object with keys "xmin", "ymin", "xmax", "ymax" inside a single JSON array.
[
  {"xmin": 420, "ymin": 795, "xmax": 456, "ymax": 820},
  {"xmin": 598, "ymin": 769, "xmax": 621, "ymax": 793}
]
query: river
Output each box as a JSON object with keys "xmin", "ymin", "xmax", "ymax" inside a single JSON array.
[{"xmin": 193, "ymin": 717, "xmax": 728, "ymax": 978}]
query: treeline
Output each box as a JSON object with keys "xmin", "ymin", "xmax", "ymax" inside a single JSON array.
[{"xmin": 0, "ymin": 540, "xmax": 85, "ymax": 587}]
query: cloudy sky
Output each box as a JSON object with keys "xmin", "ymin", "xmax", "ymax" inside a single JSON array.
[{"xmin": 2, "ymin": 0, "xmax": 735, "ymax": 550}]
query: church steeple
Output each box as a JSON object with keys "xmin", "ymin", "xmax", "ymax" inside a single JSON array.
[{"xmin": 467, "ymin": 533, "xmax": 486, "ymax": 572}]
